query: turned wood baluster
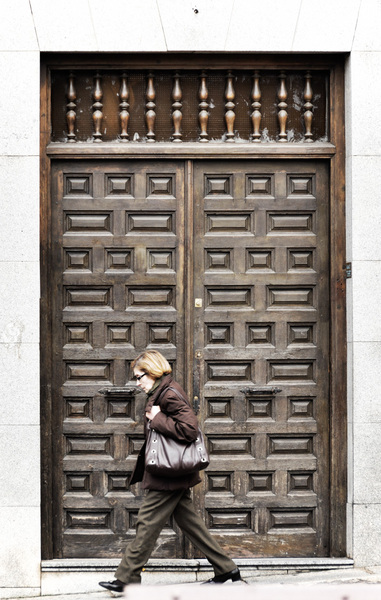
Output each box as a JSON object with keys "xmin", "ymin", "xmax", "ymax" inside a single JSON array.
[
  {"xmin": 119, "ymin": 73, "xmax": 130, "ymax": 142},
  {"xmin": 277, "ymin": 71, "xmax": 288, "ymax": 142},
  {"xmin": 303, "ymin": 71, "xmax": 313, "ymax": 142},
  {"xmin": 145, "ymin": 73, "xmax": 156, "ymax": 142},
  {"xmin": 66, "ymin": 73, "xmax": 76, "ymax": 142},
  {"xmin": 198, "ymin": 71, "xmax": 209, "ymax": 143},
  {"xmin": 171, "ymin": 72, "xmax": 182, "ymax": 142},
  {"xmin": 251, "ymin": 71, "xmax": 261, "ymax": 142},
  {"xmin": 225, "ymin": 70, "xmax": 235, "ymax": 142},
  {"xmin": 92, "ymin": 73, "xmax": 103, "ymax": 142}
]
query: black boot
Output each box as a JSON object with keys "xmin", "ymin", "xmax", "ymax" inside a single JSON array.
[
  {"xmin": 202, "ymin": 567, "xmax": 243, "ymax": 584},
  {"xmin": 99, "ymin": 579, "xmax": 125, "ymax": 592}
]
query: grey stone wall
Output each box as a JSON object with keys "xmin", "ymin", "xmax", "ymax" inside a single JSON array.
[{"xmin": 1, "ymin": 0, "xmax": 381, "ymax": 595}]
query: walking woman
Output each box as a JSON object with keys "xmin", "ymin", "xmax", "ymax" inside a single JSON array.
[{"xmin": 99, "ymin": 350, "xmax": 241, "ymax": 591}]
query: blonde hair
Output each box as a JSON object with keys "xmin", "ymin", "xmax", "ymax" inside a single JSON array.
[{"xmin": 131, "ymin": 350, "xmax": 172, "ymax": 379}]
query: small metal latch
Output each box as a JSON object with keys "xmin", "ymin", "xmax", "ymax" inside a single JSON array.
[
  {"xmin": 195, "ymin": 350, "xmax": 202, "ymax": 359},
  {"xmin": 195, "ymin": 298, "xmax": 202, "ymax": 308},
  {"xmin": 99, "ymin": 386, "xmax": 137, "ymax": 396},
  {"xmin": 345, "ymin": 262, "xmax": 352, "ymax": 279},
  {"xmin": 193, "ymin": 396, "xmax": 200, "ymax": 414},
  {"xmin": 240, "ymin": 387, "xmax": 282, "ymax": 397}
]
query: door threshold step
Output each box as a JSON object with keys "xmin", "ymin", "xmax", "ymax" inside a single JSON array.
[{"xmin": 42, "ymin": 557, "xmax": 354, "ymax": 573}]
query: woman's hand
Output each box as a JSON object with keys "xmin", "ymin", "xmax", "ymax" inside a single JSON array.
[{"xmin": 146, "ymin": 406, "xmax": 161, "ymax": 421}]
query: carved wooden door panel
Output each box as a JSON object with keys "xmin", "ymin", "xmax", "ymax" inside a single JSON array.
[
  {"xmin": 51, "ymin": 160, "xmax": 186, "ymax": 558},
  {"xmin": 192, "ymin": 160, "xmax": 329, "ymax": 557},
  {"xmin": 50, "ymin": 157, "xmax": 330, "ymax": 559}
]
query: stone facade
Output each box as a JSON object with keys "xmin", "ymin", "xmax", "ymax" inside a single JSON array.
[{"xmin": 1, "ymin": 0, "xmax": 381, "ymax": 596}]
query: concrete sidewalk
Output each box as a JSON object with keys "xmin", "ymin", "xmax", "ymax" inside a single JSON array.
[{"xmin": 4, "ymin": 566, "xmax": 381, "ymax": 600}]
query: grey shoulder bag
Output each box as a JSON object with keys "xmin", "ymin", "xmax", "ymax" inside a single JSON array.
[{"xmin": 145, "ymin": 387, "xmax": 209, "ymax": 478}]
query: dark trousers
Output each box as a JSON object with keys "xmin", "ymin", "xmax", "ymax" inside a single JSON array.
[{"xmin": 115, "ymin": 488, "xmax": 236, "ymax": 584}]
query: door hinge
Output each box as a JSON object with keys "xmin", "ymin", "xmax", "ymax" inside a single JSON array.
[{"xmin": 345, "ymin": 262, "xmax": 352, "ymax": 279}]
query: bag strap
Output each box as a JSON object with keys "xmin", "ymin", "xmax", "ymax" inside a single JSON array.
[
  {"xmin": 152, "ymin": 387, "xmax": 166, "ymax": 406},
  {"xmin": 169, "ymin": 387, "xmax": 202, "ymax": 439},
  {"xmin": 168, "ymin": 386, "xmax": 191, "ymax": 407},
  {"xmin": 152, "ymin": 384, "xmax": 189, "ymax": 406}
]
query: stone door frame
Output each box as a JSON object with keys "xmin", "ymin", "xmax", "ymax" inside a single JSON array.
[{"xmin": 40, "ymin": 52, "xmax": 347, "ymax": 559}]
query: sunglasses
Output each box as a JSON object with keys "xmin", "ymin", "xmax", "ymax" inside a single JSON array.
[{"xmin": 135, "ymin": 373, "xmax": 147, "ymax": 382}]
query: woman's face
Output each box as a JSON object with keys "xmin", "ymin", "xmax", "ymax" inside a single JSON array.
[{"xmin": 134, "ymin": 368, "xmax": 156, "ymax": 393}]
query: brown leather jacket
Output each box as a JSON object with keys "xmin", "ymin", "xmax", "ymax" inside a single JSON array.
[{"xmin": 130, "ymin": 374, "xmax": 202, "ymax": 491}]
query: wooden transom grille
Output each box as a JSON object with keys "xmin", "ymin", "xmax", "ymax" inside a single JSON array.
[{"xmin": 51, "ymin": 69, "xmax": 328, "ymax": 144}]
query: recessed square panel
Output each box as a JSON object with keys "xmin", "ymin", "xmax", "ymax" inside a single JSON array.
[
  {"xmin": 249, "ymin": 472, "xmax": 274, "ymax": 493},
  {"xmin": 247, "ymin": 398, "xmax": 273, "ymax": 420},
  {"xmin": 65, "ymin": 435, "xmax": 112, "ymax": 456},
  {"xmin": 65, "ymin": 510, "xmax": 111, "ymax": 530},
  {"xmin": 147, "ymin": 250, "xmax": 174, "ymax": 272},
  {"xmin": 206, "ymin": 398, "xmax": 232, "ymax": 420},
  {"xmin": 207, "ymin": 473, "xmax": 233, "ymax": 493},
  {"xmin": 206, "ymin": 324, "xmax": 232, "ymax": 345},
  {"xmin": 288, "ymin": 397, "xmax": 315, "ymax": 420},
  {"xmin": 127, "ymin": 437, "xmax": 145, "ymax": 456},
  {"xmin": 127, "ymin": 214, "xmax": 174, "ymax": 233},
  {"xmin": 287, "ymin": 175, "xmax": 315, "ymax": 197},
  {"xmin": 106, "ymin": 249, "xmax": 133, "ymax": 272},
  {"xmin": 148, "ymin": 324, "xmax": 175, "ymax": 346},
  {"xmin": 106, "ymin": 324, "xmax": 133, "ymax": 346},
  {"xmin": 288, "ymin": 472, "xmax": 315, "ymax": 493},
  {"xmin": 207, "ymin": 288, "xmax": 252, "ymax": 308},
  {"xmin": 106, "ymin": 174, "xmax": 133, "ymax": 196},
  {"xmin": 267, "ymin": 287, "xmax": 314, "ymax": 309},
  {"xmin": 268, "ymin": 361, "xmax": 315, "ymax": 383},
  {"xmin": 288, "ymin": 324, "xmax": 315, "ymax": 346},
  {"xmin": 207, "ymin": 510, "xmax": 252, "ymax": 530},
  {"xmin": 288, "ymin": 249, "xmax": 314, "ymax": 270},
  {"xmin": 246, "ymin": 250, "xmax": 273, "ymax": 272},
  {"xmin": 268, "ymin": 212, "xmax": 314, "ymax": 234},
  {"xmin": 246, "ymin": 175, "xmax": 273, "ymax": 198},
  {"xmin": 65, "ymin": 213, "xmax": 112, "ymax": 233},
  {"xmin": 64, "ymin": 174, "xmax": 92, "ymax": 197},
  {"xmin": 65, "ymin": 287, "xmax": 112, "ymax": 309},
  {"xmin": 207, "ymin": 362, "xmax": 252, "ymax": 382},
  {"xmin": 107, "ymin": 473, "xmax": 131, "ymax": 493},
  {"xmin": 205, "ymin": 249, "xmax": 232, "ymax": 271},
  {"xmin": 127, "ymin": 510, "xmax": 140, "ymax": 530},
  {"xmin": 206, "ymin": 213, "xmax": 252, "ymax": 234},
  {"xmin": 65, "ymin": 398, "xmax": 92, "ymax": 421},
  {"xmin": 66, "ymin": 473, "xmax": 91, "ymax": 494},
  {"xmin": 147, "ymin": 175, "xmax": 175, "ymax": 198},
  {"xmin": 66, "ymin": 362, "xmax": 112, "ymax": 383},
  {"xmin": 208, "ymin": 437, "xmax": 253, "ymax": 455},
  {"xmin": 268, "ymin": 435, "xmax": 314, "ymax": 456},
  {"xmin": 106, "ymin": 398, "xmax": 133, "ymax": 420},
  {"xmin": 64, "ymin": 249, "xmax": 92, "ymax": 272},
  {"xmin": 204, "ymin": 175, "xmax": 233, "ymax": 198},
  {"xmin": 127, "ymin": 288, "xmax": 175, "ymax": 309},
  {"xmin": 247, "ymin": 324, "xmax": 274, "ymax": 346},
  {"xmin": 267, "ymin": 509, "xmax": 315, "ymax": 532},
  {"xmin": 64, "ymin": 324, "xmax": 92, "ymax": 346}
]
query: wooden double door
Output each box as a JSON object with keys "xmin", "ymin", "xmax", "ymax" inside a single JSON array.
[{"xmin": 50, "ymin": 158, "xmax": 329, "ymax": 558}]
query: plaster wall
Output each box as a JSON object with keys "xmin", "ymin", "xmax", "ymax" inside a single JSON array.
[{"xmin": 1, "ymin": 0, "xmax": 380, "ymax": 595}]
